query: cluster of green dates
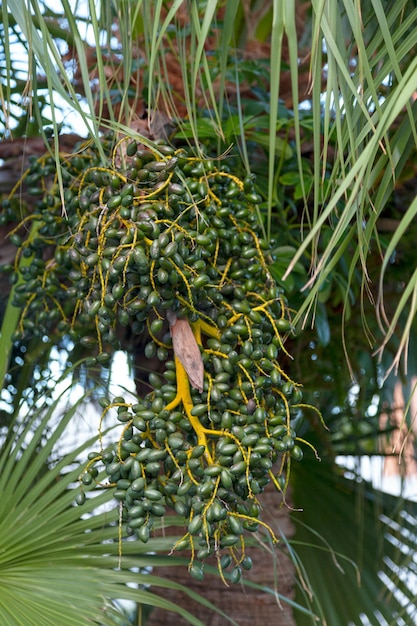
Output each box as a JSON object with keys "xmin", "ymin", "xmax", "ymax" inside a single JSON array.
[
  {"xmin": 81, "ymin": 355, "xmax": 302, "ymax": 582},
  {"xmin": 4, "ymin": 135, "xmax": 308, "ymax": 581}
]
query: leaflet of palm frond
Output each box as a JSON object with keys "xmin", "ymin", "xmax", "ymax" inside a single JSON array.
[{"xmin": 291, "ymin": 458, "xmax": 417, "ymax": 625}]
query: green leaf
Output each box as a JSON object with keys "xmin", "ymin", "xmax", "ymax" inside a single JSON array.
[
  {"xmin": 292, "ymin": 459, "xmax": 417, "ymax": 625},
  {"xmin": 279, "ymin": 171, "xmax": 302, "ymax": 186},
  {"xmin": 315, "ymin": 303, "xmax": 330, "ymax": 347},
  {"xmin": 0, "ymin": 382, "xmax": 229, "ymax": 625}
]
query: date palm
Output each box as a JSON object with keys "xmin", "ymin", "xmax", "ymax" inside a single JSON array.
[{"xmin": 2, "ymin": 1, "xmax": 417, "ymax": 624}]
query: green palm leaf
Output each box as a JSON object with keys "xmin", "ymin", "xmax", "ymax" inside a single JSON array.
[
  {"xmin": 0, "ymin": 383, "xmax": 236, "ymax": 626},
  {"xmin": 287, "ymin": 0, "xmax": 417, "ymax": 369},
  {"xmin": 292, "ymin": 458, "xmax": 417, "ymax": 625}
]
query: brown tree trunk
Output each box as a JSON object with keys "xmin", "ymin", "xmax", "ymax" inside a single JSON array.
[
  {"xmin": 147, "ymin": 484, "xmax": 296, "ymax": 626},
  {"xmin": 380, "ymin": 379, "xmax": 417, "ymax": 477}
]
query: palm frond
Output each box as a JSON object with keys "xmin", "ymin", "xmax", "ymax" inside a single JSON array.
[
  {"xmin": 286, "ymin": 0, "xmax": 417, "ymax": 371},
  {"xmin": 292, "ymin": 458, "xmax": 417, "ymax": 625},
  {"xmin": 0, "ymin": 381, "xmax": 233, "ymax": 626}
]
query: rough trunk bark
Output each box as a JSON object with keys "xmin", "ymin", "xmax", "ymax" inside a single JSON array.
[{"xmin": 146, "ymin": 483, "xmax": 296, "ymax": 626}]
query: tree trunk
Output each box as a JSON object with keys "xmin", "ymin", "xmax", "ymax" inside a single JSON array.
[{"xmin": 146, "ymin": 483, "xmax": 296, "ymax": 626}]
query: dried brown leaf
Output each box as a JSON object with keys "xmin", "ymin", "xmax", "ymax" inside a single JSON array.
[{"xmin": 168, "ymin": 313, "xmax": 204, "ymax": 393}]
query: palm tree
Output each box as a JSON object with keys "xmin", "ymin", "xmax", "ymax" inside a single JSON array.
[{"xmin": 2, "ymin": 1, "xmax": 417, "ymax": 624}]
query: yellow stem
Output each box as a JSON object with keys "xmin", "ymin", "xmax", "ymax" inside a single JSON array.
[{"xmin": 165, "ymin": 354, "xmax": 213, "ymax": 462}]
